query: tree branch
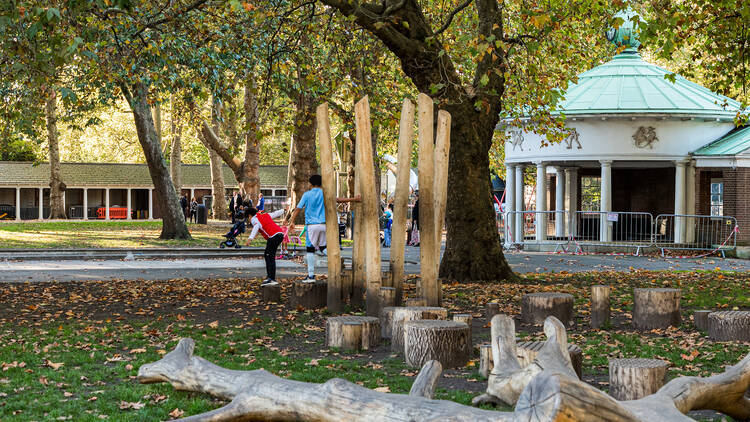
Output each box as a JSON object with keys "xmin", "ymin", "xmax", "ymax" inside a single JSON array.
[
  {"xmin": 199, "ymin": 121, "xmax": 241, "ymax": 172},
  {"xmin": 434, "ymin": 0, "xmax": 474, "ymax": 35}
]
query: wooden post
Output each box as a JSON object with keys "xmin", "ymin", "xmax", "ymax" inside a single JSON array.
[
  {"xmin": 417, "ymin": 93, "xmax": 438, "ymax": 306},
  {"xmin": 351, "ymin": 166, "xmax": 365, "ymax": 306},
  {"xmin": 380, "ymin": 287, "xmax": 396, "ymax": 308},
  {"xmin": 590, "ymin": 285, "xmax": 610, "ymax": 329},
  {"xmin": 433, "ymin": 110, "xmax": 451, "ymax": 303},
  {"xmin": 316, "ymin": 103, "xmax": 342, "ymax": 313},
  {"xmin": 355, "ymin": 96, "xmax": 382, "ymax": 317},
  {"xmin": 486, "ymin": 302, "xmax": 500, "ymax": 325},
  {"xmin": 389, "ymin": 98, "xmax": 415, "ymax": 306}
]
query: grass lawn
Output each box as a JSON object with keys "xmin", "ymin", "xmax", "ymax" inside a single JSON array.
[
  {"xmin": 0, "ymin": 221, "xmax": 350, "ymax": 249},
  {"xmin": 0, "ymin": 270, "xmax": 748, "ymax": 420}
]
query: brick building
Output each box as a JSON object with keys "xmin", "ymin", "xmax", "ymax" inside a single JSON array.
[
  {"xmin": 502, "ymin": 10, "xmax": 749, "ymax": 248},
  {"xmin": 0, "ymin": 162, "xmax": 288, "ymax": 220}
]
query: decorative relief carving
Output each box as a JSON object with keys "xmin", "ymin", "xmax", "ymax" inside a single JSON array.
[
  {"xmin": 633, "ymin": 126, "xmax": 658, "ymax": 149},
  {"xmin": 564, "ymin": 130, "xmax": 582, "ymax": 149},
  {"xmin": 510, "ymin": 130, "xmax": 525, "ymax": 151}
]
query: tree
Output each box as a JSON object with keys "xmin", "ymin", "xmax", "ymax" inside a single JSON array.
[
  {"xmin": 318, "ymin": 0, "xmax": 613, "ymax": 281},
  {"xmin": 640, "ymin": 0, "xmax": 749, "ymax": 123}
]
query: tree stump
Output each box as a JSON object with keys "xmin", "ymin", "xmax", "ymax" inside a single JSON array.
[
  {"xmin": 453, "ymin": 314, "xmax": 473, "ymax": 359},
  {"xmin": 478, "ymin": 344, "xmax": 493, "ymax": 378},
  {"xmin": 262, "ymin": 282, "xmax": 281, "ymax": 303},
  {"xmin": 404, "ymin": 320, "xmax": 470, "ymax": 369},
  {"xmin": 521, "ymin": 292, "xmax": 574, "ymax": 326},
  {"xmin": 608, "ymin": 358, "xmax": 669, "ymax": 400},
  {"xmin": 380, "ymin": 287, "xmax": 396, "ymax": 308},
  {"xmin": 391, "ymin": 306, "xmax": 448, "ymax": 353},
  {"xmin": 516, "ymin": 341, "xmax": 583, "ymax": 380},
  {"xmin": 326, "ymin": 316, "xmax": 381, "ymax": 351},
  {"xmin": 380, "ymin": 306, "xmax": 396, "ymax": 339},
  {"xmin": 590, "ymin": 285, "xmax": 610, "ymax": 329},
  {"xmin": 708, "ymin": 311, "xmax": 750, "ymax": 342},
  {"xmin": 486, "ymin": 302, "xmax": 500, "ymax": 325},
  {"xmin": 693, "ymin": 310, "xmax": 712, "ymax": 331},
  {"xmin": 405, "ymin": 298, "xmax": 427, "ymax": 307},
  {"xmin": 632, "ymin": 288, "xmax": 681, "ymax": 330},
  {"xmin": 291, "ymin": 280, "xmax": 328, "ymax": 309}
]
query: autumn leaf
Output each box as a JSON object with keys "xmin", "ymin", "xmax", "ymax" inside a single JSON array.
[
  {"xmin": 119, "ymin": 401, "xmax": 145, "ymax": 410},
  {"xmin": 374, "ymin": 386, "xmax": 390, "ymax": 393},
  {"xmin": 208, "ymin": 321, "xmax": 219, "ymax": 329},
  {"xmin": 45, "ymin": 360, "xmax": 64, "ymax": 370},
  {"xmin": 169, "ymin": 408, "xmax": 185, "ymax": 418}
]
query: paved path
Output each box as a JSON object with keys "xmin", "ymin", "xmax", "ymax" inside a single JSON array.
[{"xmin": 2, "ymin": 246, "xmax": 748, "ymax": 283}]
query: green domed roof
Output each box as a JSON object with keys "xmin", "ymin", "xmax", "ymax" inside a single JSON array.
[
  {"xmin": 606, "ymin": 9, "xmax": 642, "ymax": 50},
  {"xmin": 557, "ymin": 52, "xmax": 742, "ymax": 118}
]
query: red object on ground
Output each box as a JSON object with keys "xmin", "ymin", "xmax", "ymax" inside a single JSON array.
[{"xmin": 96, "ymin": 207, "xmax": 128, "ymax": 219}]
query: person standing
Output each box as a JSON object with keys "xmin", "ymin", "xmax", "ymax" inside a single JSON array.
[
  {"xmin": 229, "ymin": 190, "xmax": 237, "ymax": 223},
  {"xmin": 189, "ymin": 197, "xmax": 198, "ymax": 223},
  {"xmin": 179, "ymin": 194, "xmax": 188, "ymax": 219},
  {"xmin": 409, "ymin": 191, "xmax": 420, "ymax": 246},
  {"xmin": 383, "ymin": 203, "xmax": 393, "ymax": 247},
  {"xmin": 287, "ymin": 175, "xmax": 359, "ymax": 281},
  {"xmin": 257, "ymin": 193, "xmax": 265, "ymax": 211},
  {"xmin": 233, "ymin": 191, "xmax": 243, "ymax": 218},
  {"xmin": 245, "ymin": 207, "xmax": 285, "ymax": 285}
]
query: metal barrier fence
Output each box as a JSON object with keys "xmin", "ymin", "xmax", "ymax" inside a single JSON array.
[
  {"xmin": 570, "ymin": 211, "xmax": 654, "ymax": 254},
  {"xmin": 503, "ymin": 210, "xmax": 737, "ymax": 256},
  {"xmin": 654, "ymin": 214, "xmax": 737, "ymax": 256},
  {"xmin": 503, "ymin": 211, "xmax": 569, "ymax": 248}
]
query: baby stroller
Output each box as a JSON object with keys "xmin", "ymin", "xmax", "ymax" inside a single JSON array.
[{"xmin": 220, "ymin": 210, "xmax": 246, "ymax": 249}]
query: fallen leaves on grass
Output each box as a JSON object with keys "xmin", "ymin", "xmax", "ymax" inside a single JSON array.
[
  {"xmin": 119, "ymin": 401, "xmax": 145, "ymax": 410},
  {"xmin": 169, "ymin": 408, "xmax": 185, "ymax": 418}
]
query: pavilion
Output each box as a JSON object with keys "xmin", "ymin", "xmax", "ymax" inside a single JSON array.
[{"xmin": 503, "ymin": 10, "xmax": 748, "ymax": 251}]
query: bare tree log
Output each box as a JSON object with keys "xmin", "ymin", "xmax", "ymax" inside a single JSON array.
[
  {"xmin": 291, "ymin": 280, "xmax": 327, "ymax": 309},
  {"xmin": 521, "ymin": 292, "xmax": 574, "ymax": 326},
  {"xmin": 389, "ymin": 98, "xmax": 415, "ymax": 306},
  {"xmin": 609, "ymin": 358, "xmax": 669, "ymax": 400},
  {"xmin": 632, "ymin": 288, "xmax": 681, "ymax": 330},
  {"xmin": 479, "ymin": 344, "xmax": 493, "ymax": 378},
  {"xmin": 591, "ymin": 284, "xmax": 610, "ymax": 329},
  {"xmin": 513, "ymin": 349, "xmax": 750, "ymax": 421},
  {"xmin": 486, "ymin": 302, "xmax": 500, "ymax": 325},
  {"xmin": 417, "ymin": 94, "xmax": 438, "ymax": 306},
  {"xmin": 693, "ymin": 310, "xmax": 711, "ymax": 331},
  {"xmin": 326, "ymin": 316, "xmax": 380, "ymax": 351},
  {"xmin": 409, "ymin": 360, "xmax": 442, "ymax": 399},
  {"xmin": 516, "ymin": 341, "xmax": 583, "ymax": 380},
  {"xmin": 476, "ymin": 315, "xmax": 577, "ymax": 406},
  {"xmin": 261, "ymin": 282, "xmax": 281, "ymax": 303},
  {"xmin": 404, "ymin": 320, "xmax": 470, "ymax": 368},
  {"xmin": 391, "ymin": 306, "xmax": 448, "ymax": 353},
  {"xmin": 138, "ymin": 338, "xmax": 513, "ymax": 422},
  {"xmin": 708, "ymin": 311, "xmax": 750, "ymax": 341}
]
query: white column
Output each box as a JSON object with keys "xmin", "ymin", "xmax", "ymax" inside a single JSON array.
[
  {"xmin": 535, "ymin": 162, "xmax": 548, "ymax": 241},
  {"xmin": 190, "ymin": 188, "xmax": 195, "ymax": 201},
  {"xmin": 674, "ymin": 160, "xmax": 687, "ymax": 244},
  {"xmin": 514, "ymin": 164, "xmax": 524, "ymax": 242},
  {"xmin": 62, "ymin": 191, "xmax": 66, "ymax": 215},
  {"xmin": 105, "ymin": 188, "xmax": 110, "ymax": 220},
  {"xmin": 148, "ymin": 188, "xmax": 154, "ymax": 220},
  {"xmin": 38, "ymin": 188, "xmax": 43, "ymax": 220},
  {"xmin": 565, "ymin": 167, "xmax": 578, "ymax": 237},
  {"xmin": 600, "ymin": 160, "xmax": 612, "ymax": 242},
  {"xmin": 83, "ymin": 188, "xmax": 88, "ymax": 220},
  {"xmin": 505, "ymin": 164, "xmax": 516, "ymax": 244},
  {"xmin": 685, "ymin": 162, "xmax": 696, "ymax": 243},
  {"xmin": 555, "ymin": 167, "xmax": 565, "ymax": 238},
  {"xmin": 126, "ymin": 188, "xmax": 132, "ymax": 220},
  {"xmin": 15, "ymin": 188, "xmax": 20, "ymax": 221}
]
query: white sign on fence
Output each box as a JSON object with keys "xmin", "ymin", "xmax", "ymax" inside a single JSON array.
[{"xmin": 607, "ymin": 212, "xmax": 619, "ymax": 222}]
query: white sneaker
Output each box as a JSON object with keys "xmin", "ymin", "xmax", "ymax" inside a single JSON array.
[{"xmin": 302, "ymin": 276, "xmax": 316, "ymax": 283}]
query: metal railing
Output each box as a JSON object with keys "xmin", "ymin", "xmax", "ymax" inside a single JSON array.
[
  {"xmin": 654, "ymin": 214, "xmax": 737, "ymax": 257},
  {"xmin": 503, "ymin": 210, "xmax": 738, "ymax": 256}
]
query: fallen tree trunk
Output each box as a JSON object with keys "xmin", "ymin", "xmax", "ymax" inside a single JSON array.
[{"xmin": 138, "ymin": 338, "xmax": 512, "ymax": 421}]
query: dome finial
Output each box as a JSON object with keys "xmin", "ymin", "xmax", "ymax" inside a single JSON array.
[{"xmin": 605, "ymin": 8, "xmax": 643, "ymax": 52}]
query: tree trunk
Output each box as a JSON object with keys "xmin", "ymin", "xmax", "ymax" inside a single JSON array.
[
  {"xmin": 240, "ymin": 76, "xmax": 261, "ymax": 203},
  {"xmin": 46, "ymin": 89, "xmax": 66, "ymax": 219},
  {"xmin": 122, "ymin": 82, "xmax": 190, "ymax": 239},
  {"xmin": 170, "ymin": 98, "xmax": 182, "ymax": 194},
  {"xmin": 208, "ymin": 98, "xmax": 228, "ymax": 220},
  {"xmin": 439, "ymin": 104, "xmax": 515, "ymax": 282},
  {"xmin": 291, "ymin": 96, "xmax": 318, "ymax": 204}
]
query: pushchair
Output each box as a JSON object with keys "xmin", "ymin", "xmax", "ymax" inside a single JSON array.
[{"xmin": 220, "ymin": 216, "xmax": 246, "ymax": 249}]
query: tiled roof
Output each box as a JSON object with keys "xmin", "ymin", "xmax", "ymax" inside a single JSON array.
[
  {"xmin": 693, "ymin": 126, "xmax": 750, "ymax": 156},
  {"xmin": 556, "ymin": 52, "xmax": 741, "ymax": 118},
  {"xmin": 0, "ymin": 162, "xmax": 288, "ymax": 188}
]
